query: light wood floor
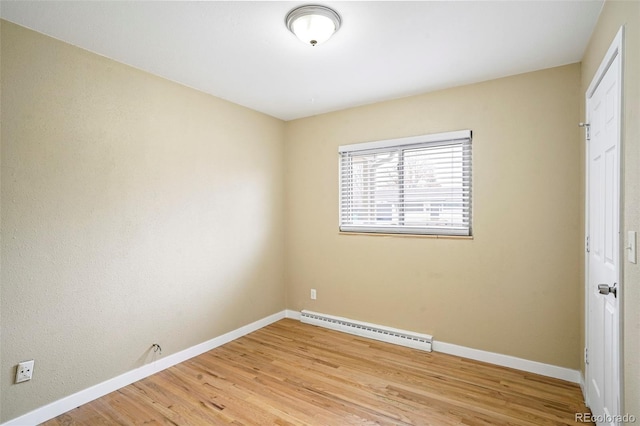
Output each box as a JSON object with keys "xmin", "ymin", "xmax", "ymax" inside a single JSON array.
[{"xmin": 44, "ymin": 319, "xmax": 591, "ymax": 425}]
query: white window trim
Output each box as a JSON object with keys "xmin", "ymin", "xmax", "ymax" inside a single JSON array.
[
  {"xmin": 339, "ymin": 130, "xmax": 472, "ymax": 237},
  {"xmin": 338, "ymin": 130, "xmax": 471, "ymax": 153}
]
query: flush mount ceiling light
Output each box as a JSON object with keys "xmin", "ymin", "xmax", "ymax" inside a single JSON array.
[{"xmin": 286, "ymin": 5, "xmax": 341, "ymax": 47}]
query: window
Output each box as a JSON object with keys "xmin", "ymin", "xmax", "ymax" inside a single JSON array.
[{"xmin": 339, "ymin": 130, "xmax": 472, "ymax": 236}]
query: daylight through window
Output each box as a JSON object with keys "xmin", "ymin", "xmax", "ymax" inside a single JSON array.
[{"xmin": 339, "ymin": 130, "xmax": 472, "ymax": 236}]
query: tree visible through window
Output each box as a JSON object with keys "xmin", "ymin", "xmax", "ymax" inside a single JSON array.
[{"xmin": 339, "ymin": 130, "xmax": 472, "ymax": 236}]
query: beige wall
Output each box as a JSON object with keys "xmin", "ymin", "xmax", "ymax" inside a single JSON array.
[
  {"xmin": 581, "ymin": 0, "xmax": 640, "ymax": 417},
  {"xmin": 0, "ymin": 21, "xmax": 286, "ymax": 422},
  {"xmin": 6, "ymin": 7, "xmax": 633, "ymax": 422},
  {"xmin": 284, "ymin": 64, "xmax": 583, "ymax": 369}
]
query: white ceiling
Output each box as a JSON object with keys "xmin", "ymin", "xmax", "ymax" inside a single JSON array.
[{"xmin": 1, "ymin": 1, "xmax": 603, "ymax": 121}]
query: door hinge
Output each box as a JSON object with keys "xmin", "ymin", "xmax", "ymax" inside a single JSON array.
[
  {"xmin": 585, "ymin": 347, "xmax": 589, "ymax": 365},
  {"xmin": 579, "ymin": 122, "xmax": 591, "ymax": 141},
  {"xmin": 586, "ymin": 235, "xmax": 590, "ymax": 253}
]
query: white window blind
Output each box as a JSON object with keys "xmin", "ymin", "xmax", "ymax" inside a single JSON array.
[{"xmin": 339, "ymin": 130, "xmax": 472, "ymax": 236}]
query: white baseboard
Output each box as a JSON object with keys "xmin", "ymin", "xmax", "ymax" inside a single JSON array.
[
  {"xmin": 4, "ymin": 309, "xmax": 582, "ymax": 425},
  {"xmin": 431, "ymin": 340, "xmax": 581, "ymax": 384},
  {"xmin": 2, "ymin": 310, "xmax": 287, "ymax": 426},
  {"xmin": 288, "ymin": 310, "xmax": 581, "ymax": 384},
  {"xmin": 285, "ymin": 309, "xmax": 301, "ymax": 320}
]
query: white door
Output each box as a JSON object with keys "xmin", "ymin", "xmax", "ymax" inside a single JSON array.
[{"xmin": 585, "ymin": 29, "xmax": 622, "ymax": 426}]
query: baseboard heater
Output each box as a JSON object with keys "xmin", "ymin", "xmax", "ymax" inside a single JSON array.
[{"xmin": 300, "ymin": 310, "xmax": 432, "ymax": 352}]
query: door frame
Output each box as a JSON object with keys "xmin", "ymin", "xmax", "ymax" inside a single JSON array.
[{"xmin": 584, "ymin": 25, "xmax": 624, "ymax": 415}]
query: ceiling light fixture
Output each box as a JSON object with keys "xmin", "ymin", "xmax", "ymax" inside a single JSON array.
[{"xmin": 285, "ymin": 5, "xmax": 341, "ymax": 47}]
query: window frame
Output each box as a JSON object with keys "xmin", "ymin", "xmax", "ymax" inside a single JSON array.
[{"xmin": 338, "ymin": 130, "xmax": 472, "ymax": 237}]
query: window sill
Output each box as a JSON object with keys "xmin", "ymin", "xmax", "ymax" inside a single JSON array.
[{"xmin": 338, "ymin": 231, "xmax": 473, "ymax": 240}]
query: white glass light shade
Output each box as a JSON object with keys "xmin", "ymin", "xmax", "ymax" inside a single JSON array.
[
  {"xmin": 286, "ymin": 5, "xmax": 341, "ymax": 47},
  {"xmin": 291, "ymin": 14, "xmax": 335, "ymax": 46}
]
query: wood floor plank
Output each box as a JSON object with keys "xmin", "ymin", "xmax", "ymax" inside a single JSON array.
[{"xmin": 42, "ymin": 319, "xmax": 592, "ymax": 425}]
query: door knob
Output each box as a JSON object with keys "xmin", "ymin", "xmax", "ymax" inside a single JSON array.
[{"xmin": 598, "ymin": 283, "xmax": 617, "ymax": 297}]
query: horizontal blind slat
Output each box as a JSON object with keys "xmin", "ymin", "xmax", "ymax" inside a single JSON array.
[{"xmin": 340, "ymin": 132, "xmax": 472, "ymax": 236}]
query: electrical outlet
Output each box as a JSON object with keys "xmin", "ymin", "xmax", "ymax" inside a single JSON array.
[
  {"xmin": 15, "ymin": 360, "xmax": 34, "ymax": 383},
  {"xmin": 310, "ymin": 289, "xmax": 317, "ymax": 300}
]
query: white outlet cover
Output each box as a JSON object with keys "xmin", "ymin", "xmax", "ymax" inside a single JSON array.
[{"xmin": 16, "ymin": 360, "xmax": 34, "ymax": 383}]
